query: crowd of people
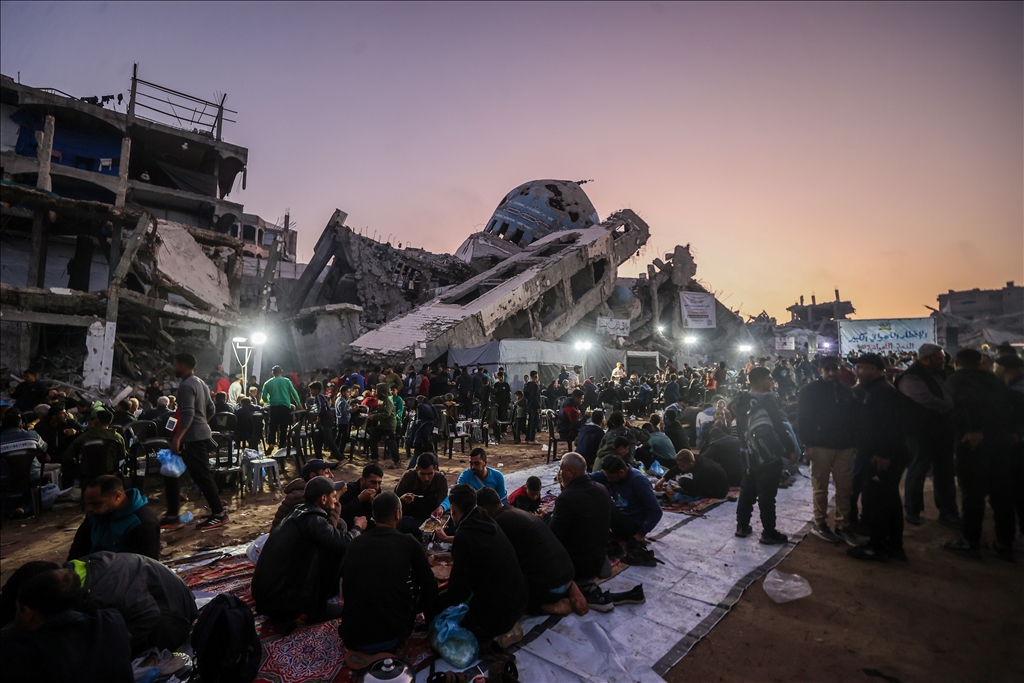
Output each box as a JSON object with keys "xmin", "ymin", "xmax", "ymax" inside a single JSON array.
[{"xmin": 1, "ymin": 340, "xmax": 1021, "ymax": 680}]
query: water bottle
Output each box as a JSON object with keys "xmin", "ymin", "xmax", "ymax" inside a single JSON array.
[{"xmin": 180, "ymin": 510, "xmax": 194, "ymax": 523}]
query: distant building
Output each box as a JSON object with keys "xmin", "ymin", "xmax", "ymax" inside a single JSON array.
[
  {"xmin": 784, "ymin": 290, "xmax": 855, "ymax": 341},
  {"xmin": 933, "ymin": 281, "xmax": 1024, "ymax": 349}
]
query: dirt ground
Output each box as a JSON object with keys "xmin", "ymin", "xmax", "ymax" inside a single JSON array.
[
  {"xmin": 0, "ymin": 440, "xmax": 557, "ymax": 584},
  {"xmin": 666, "ymin": 482, "xmax": 1024, "ymax": 683}
]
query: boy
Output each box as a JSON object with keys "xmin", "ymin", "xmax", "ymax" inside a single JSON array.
[{"xmin": 512, "ymin": 391, "xmax": 528, "ymax": 444}]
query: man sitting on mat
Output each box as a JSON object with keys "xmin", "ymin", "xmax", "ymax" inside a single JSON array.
[{"xmin": 340, "ymin": 492, "xmax": 437, "ymax": 661}]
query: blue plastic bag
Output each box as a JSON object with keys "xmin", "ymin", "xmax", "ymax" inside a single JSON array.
[
  {"xmin": 157, "ymin": 449, "xmax": 186, "ymax": 478},
  {"xmin": 648, "ymin": 460, "xmax": 666, "ymax": 477},
  {"xmin": 430, "ymin": 603, "xmax": 478, "ymax": 668}
]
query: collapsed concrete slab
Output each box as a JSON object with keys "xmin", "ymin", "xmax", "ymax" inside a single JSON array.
[
  {"xmin": 288, "ymin": 303, "xmax": 363, "ymax": 373},
  {"xmin": 144, "ymin": 219, "xmax": 236, "ymax": 311},
  {"xmin": 348, "ymin": 210, "xmax": 650, "ymax": 368}
]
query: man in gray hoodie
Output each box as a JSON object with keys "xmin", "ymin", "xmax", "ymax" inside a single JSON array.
[{"xmin": 164, "ymin": 352, "xmax": 227, "ymax": 531}]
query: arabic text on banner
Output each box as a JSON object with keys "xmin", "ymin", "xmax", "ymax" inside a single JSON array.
[
  {"xmin": 838, "ymin": 318, "xmax": 936, "ymax": 355},
  {"xmin": 680, "ymin": 292, "xmax": 717, "ymax": 329}
]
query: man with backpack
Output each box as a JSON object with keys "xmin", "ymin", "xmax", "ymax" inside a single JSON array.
[{"xmin": 729, "ymin": 366, "xmax": 797, "ymax": 545}]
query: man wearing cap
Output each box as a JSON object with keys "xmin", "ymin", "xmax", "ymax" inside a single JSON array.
[
  {"xmin": 252, "ymin": 476, "xmax": 366, "ymax": 632},
  {"xmin": 895, "ymin": 343, "xmax": 960, "ymax": 527},
  {"xmin": 261, "ymin": 365, "xmax": 301, "ymax": 457},
  {"xmin": 798, "ymin": 356, "xmax": 859, "ymax": 545},
  {"xmin": 270, "ymin": 458, "xmax": 344, "ymax": 531},
  {"xmin": 848, "ymin": 353, "xmax": 910, "ymax": 562}
]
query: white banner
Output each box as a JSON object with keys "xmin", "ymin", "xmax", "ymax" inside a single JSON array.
[
  {"xmin": 775, "ymin": 336, "xmax": 795, "ymax": 351},
  {"xmin": 596, "ymin": 316, "xmax": 631, "ymax": 337},
  {"xmin": 680, "ymin": 292, "xmax": 717, "ymax": 328},
  {"xmin": 838, "ymin": 318, "xmax": 936, "ymax": 355}
]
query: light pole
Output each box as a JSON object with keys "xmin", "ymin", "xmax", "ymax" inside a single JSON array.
[{"xmin": 232, "ymin": 332, "xmax": 266, "ymax": 389}]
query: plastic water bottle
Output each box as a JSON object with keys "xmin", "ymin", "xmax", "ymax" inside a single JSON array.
[{"xmin": 180, "ymin": 510, "xmax": 194, "ymax": 523}]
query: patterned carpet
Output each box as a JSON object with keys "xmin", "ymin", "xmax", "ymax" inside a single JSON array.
[
  {"xmin": 180, "ymin": 556, "xmax": 435, "ymax": 683},
  {"xmin": 658, "ymin": 487, "xmax": 741, "ymax": 515}
]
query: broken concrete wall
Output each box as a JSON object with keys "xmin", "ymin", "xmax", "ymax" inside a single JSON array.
[
  {"xmin": 348, "ymin": 210, "xmax": 650, "ymax": 368},
  {"xmin": 139, "ymin": 219, "xmax": 237, "ymax": 311},
  {"xmin": 289, "ymin": 303, "xmax": 362, "ymax": 373}
]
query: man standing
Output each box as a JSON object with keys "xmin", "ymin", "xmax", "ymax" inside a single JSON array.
[
  {"xmin": 798, "ymin": 356, "xmax": 859, "ymax": 546},
  {"xmin": 556, "ymin": 390, "xmax": 585, "ymax": 447},
  {"xmin": 492, "ymin": 371, "xmax": 512, "ymax": 425},
  {"xmin": 942, "ymin": 349, "xmax": 1017, "ymax": 560},
  {"xmin": 730, "ymin": 367, "xmax": 796, "ymax": 545},
  {"xmin": 848, "ymin": 354, "xmax": 909, "ymax": 562},
  {"xmin": 262, "ymin": 365, "xmax": 301, "ymax": 457},
  {"xmin": 253, "ymin": 476, "xmax": 365, "ymax": 632},
  {"xmin": 895, "ymin": 343, "xmax": 959, "ymax": 527},
  {"xmin": 164, "ymin": 353, "xmax": 227, "ymax": 531},
  {"xmin": 524, "ymin": 371, "xmax": 541, "ymax": 445},
  {"xmin": 340, "ymin": 492, "xmax": 437, "ymax": 655},
  {"xmin": 68, "ymin": 475, "xmax": 159, "ymax": 560},
  {"xmin": 308, "ymin": 382, "xmax": 342, "ymax": 461},
  {"xmin": 368, "ymin": 382, "xmax": 399, "ymax": 467},
  {"xmin": 334, "ymin": 385, "xmax": 352, "ymax": 457}
]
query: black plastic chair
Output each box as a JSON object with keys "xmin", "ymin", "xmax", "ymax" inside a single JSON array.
[{"xmin": 1, "ymin": 450, "xmax": 44, "ymax": 522}]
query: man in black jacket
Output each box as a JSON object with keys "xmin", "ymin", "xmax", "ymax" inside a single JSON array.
[
  {"xmin": 729, "ymin": 367, "xmax": 797, "ymax": 545},
  {"xmin": 493, "ymin": 371, "xmax": 512, "ymax": 424},
  {"xmin": 524, "ymin": 371, "xmax": 541, "ymax": 444},
  {"xmin": 340, "ymin": 492, "xmax": 437, "ymax": 654},
  {"xmin": 338, "ymin": 463, "xmax": 383, "ymax": 530},
  {"xmin": 437, "ymin": 485, "xmax": 526, "ymax": 643},
  {"xmin": 478, "ymin": 487, "xmax": 587, "ymax": 616},
  {"xmin": 252, "ymin": 476, "xmax": 365, "ymax": 630},
  {"xmin": 548, "ymin": 453, "xmax": 615, "ymax": 612},
  {"xmin": 663, "ymin": 408, "xmax": 690, "ymax": 453},
  {"xmin": 700, "ymin": 427, "xmax": 744, "ymax": 487},
  {"xmin": 848, "ymin": 354, "xmax": 909, "ymax": 562},
  {"xmin": 656, "ymin": 449, "xmax": 728, "ymax": 499},
  {"xmin": 0, "ymin": 567, "xmax": 134, "ymax": 683},
  {"xmin": 941, "ymin": 349, "xmax": 1017, "ymax": 560},
  {"xmin": 797, "ymin": 356, "xmax": 859, "ymax": 546},
  {"xmin": 895, "ymin": 343, "xmax": 960, "ymax": 527}
]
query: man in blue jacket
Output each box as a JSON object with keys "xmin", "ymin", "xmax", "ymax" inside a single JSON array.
[
  {"xmin": 590, "ymin": 455, "xmax": 662, "ymax": 541},
  {"xmin": 67, "ymin": 475, "xmax": 160, "ymax": 560}
]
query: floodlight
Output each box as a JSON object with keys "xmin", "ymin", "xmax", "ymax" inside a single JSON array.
[
  {"xmin": 739, "ymin": 344, "xmax": 753, "ymax": 352},
  {"xmin": 657, "ymin": 325, "xmax": 665, "ymax": 333},
  {"xmin": 232, "ymin": 336, "xmax": 247, "ymax": 343},
  {"xmin": 684, "ymin": 336, "xmax": 697, "ymax": 344},
  {"xmin": 251, "ymin": 332, "xmax": 267, "ymax": 345}
]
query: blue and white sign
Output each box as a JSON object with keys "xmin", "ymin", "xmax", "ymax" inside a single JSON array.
[{"xmin": 838, "ymin": 318, "xmax": 936, "ymax": 355}]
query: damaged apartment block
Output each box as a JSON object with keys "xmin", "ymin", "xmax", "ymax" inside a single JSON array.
[
  {"xmin": 348, "ymin": 210, "xmax": 650, "ymax": 368},
  {"xmin": 1, "ymin": 68, "xmax": 252, "ymax": 391}
]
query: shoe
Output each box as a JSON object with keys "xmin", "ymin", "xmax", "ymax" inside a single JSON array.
[
  {"xmin": 760, "ymin": 530, "xmax": 788, "ymax": 545},
  {"xmin": 584, "ymin": 589, "xmax": 615, "ymax": 612},
  {"xmin": 835, "ymin": 527, "xmax": 861, "ymax": 547},
  {"xmin": 735, "ymin": 523, "xmax": 753, "ymax": 538},
  {"xmin": 848, "ymin": 522, "xmax": 871, "ymax": 536},
  {"xmin": 778, "ymin": 479, "xmax": 792, "ymax": 489},
  {"xmin": 942, "ymin": 537, "xmax": 981, "ymax": 559},
  {"xmin": 196, "ymin": 513, "xmax": 228, "ymax": 531},
  {"xmin": 9, "ymin": 508, "xmax": 25, "ymax": 520},
  {"xmin": 810, "ymin": 524, "xmax": 842, "ymax": 543},
  {"xmin": 904, "ymin": 513, "xmax": 922, "ymax": 525},
  {"xmin": 159, "ymin": 515, "xmax": 182, "ymax": 529},
  {"xmin": 609, "ymin": 585, "xmax": 646, "ymax": 606},
  {"xmin": 938, "ymin": 513, "xmax": 963, "ymax": 529},
  {"xmin": 888, "ymin": 547, "xmax": 908, "ymax": 562},
  {"xmin": 847, "ymin": 545, "xmax": 889, "ymax": 562}
]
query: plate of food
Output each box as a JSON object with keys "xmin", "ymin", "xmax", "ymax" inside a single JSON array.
[{"xmin": 419, "ymin": 514, "xmax": 450, "ymax": 533}]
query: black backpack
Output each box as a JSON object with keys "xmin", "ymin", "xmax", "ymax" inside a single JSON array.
[
  {"xmin": 744, "ymin": 396, "xmax": 786, "ymax": 473},
  {"xmin": 191, "ymin": 593, "xmax": 262, "ymax": 683}
]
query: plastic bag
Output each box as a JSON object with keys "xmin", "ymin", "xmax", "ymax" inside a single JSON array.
[
  {"xmin": 762, "ymin": 568, "xmax": 812, "ymax": 603},
  {"xmin": 242, "ymin": 448, "xmax": 261, "ymax": 461},
  {"xmin": 648, "ymin": 460, "xmax": 666, "ymax": 477},
  {"xmin": 430, "ymin": 603, "xmax": 479, "ymax": 668},
  {"xmin": 246, "ymin": 533, "xmax": 269, "ymax": 565},
  {"xmin": 39, "ymin": 483, "xmax": 61, "ymax": 511},
  {"xmin": 157, "ymin": 449, "xmax": 186, "ymax": 478}
]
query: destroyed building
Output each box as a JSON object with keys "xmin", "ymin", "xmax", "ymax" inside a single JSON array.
[
  {"xmin": 1, "ymin": 69, "xmax": 250, "ymax": 391},
  {"xmin": 930, "ymin": 281, "xmax": 1024, "ymax": 350}
]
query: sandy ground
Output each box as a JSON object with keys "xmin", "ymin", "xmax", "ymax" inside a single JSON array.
[
  {"xmin": 665, "ymin": 482, "xmax": 1024, "ymax": 683},
  {"xmin": 0, "ymin": 439, "xmax": 558, "ymax": 583}
]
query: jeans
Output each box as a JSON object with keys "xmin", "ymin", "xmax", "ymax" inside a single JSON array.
[
  {"xmin": 267, "ymin": 405, "xmax": 292, "ymax": 449},
  {"xmin": 336, "ymin": 423, "xmax": 350, "ymax": 456},
  {"xmin": 736, "ymin": 458, "xmax": 784, "ymax": 533},
  {"xmin": 807, "ymin": 447, "xmax": 855, "ymax": 528},
  {"xmin": 164, "ymin": 440, "xmax": 223, "ymax": 516},
  {"xmin": 904, "ymin": 431, "xmax": 958, "ymax": 518},
  {"xmin": 861, "ymin": 460, "xmax": 906, "ymax": 553},
  {"xmin": 956, "ymin": 437, "xmax": 1015, "ymax": 548},
  {"xmin": 513, "ymin": 418, "xmax": 526, "ymax": 443},
  {"xmin": 526, "ymin": 408, "xmax": 539, "ymax": 442}
]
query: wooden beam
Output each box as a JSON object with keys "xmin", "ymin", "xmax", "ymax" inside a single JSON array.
[{"xmin": 0, "ymin": 309, "xmax": 102, "ymax": 327}]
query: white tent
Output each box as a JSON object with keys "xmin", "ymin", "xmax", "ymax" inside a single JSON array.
[{"xmin": 447, "ymin": 339, "xmax": 628, "ymax": 392}]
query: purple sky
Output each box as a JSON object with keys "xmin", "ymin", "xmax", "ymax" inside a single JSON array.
[{"xmin": 2, "ymin": 1, "xmax": 1021, "ymax": 320}]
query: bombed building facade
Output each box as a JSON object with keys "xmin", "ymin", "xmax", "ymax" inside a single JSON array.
[{"xmin": 2, "ymin": 68, "xmax": 749, "ymax": 391}]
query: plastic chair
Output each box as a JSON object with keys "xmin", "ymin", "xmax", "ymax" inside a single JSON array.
[
  {"xmin": 1, "ymin": 450, "xmax": 44, "ymax": 522},
  {"xmin": 244, "ymin": 457, "xmax": 282, "ymax": 494}
]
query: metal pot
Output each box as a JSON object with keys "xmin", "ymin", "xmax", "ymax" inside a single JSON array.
[{"xmin": 358, "ymin": 658, "xmax": 415, "ymax": 683}]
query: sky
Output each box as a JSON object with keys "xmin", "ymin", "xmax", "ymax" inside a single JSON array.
[{"xmin": 1, "ymin": 1, "xmax": 1021, "ymax": 321}]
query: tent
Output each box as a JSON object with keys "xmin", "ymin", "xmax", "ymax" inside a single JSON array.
[{"xmin": 447, "ymin": 339, "xmax": 628, "ymax": 393}]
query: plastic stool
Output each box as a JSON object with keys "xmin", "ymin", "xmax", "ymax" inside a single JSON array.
[{"xmin": 245, "ymin": 458, "xmax": 282, "ymax": 494}]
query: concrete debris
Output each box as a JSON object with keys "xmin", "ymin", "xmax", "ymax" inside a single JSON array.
[
  {"xmin": 142, "ymin": 219, "xmax": 237, "ymax": 312},
  {"xmin": 481, "ymin": 179, "xmax": 600, "ymax": 247},
  {"xmin": 289, "ymin": 302, "xmax": 363, "ymax": 372},
  {"xmin": 349, "ymin": 210, "xmax": 650, "ymax": 368}
]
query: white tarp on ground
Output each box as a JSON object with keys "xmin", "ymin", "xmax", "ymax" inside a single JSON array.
[
  {"xmin": 447, "ymin": 340, "xmax": 627, "ymax": 393},
  {"xmin": 421, "ymin": 458, "xmax": 815, "ymax": 682}
]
